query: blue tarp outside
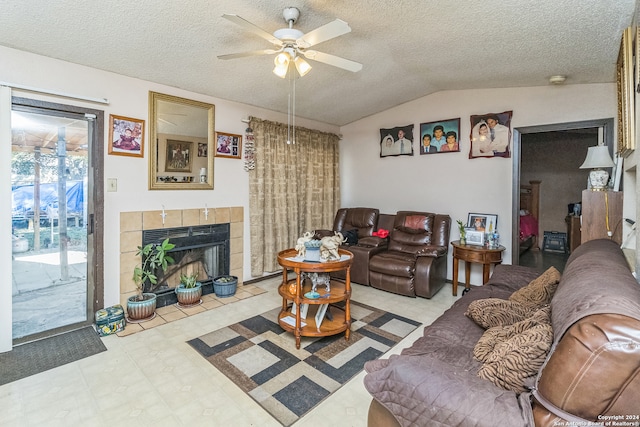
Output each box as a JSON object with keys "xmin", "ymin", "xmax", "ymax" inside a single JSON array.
[{"xmin": 11, "ymin": 181, "xmax": 84, "ymax": 217}]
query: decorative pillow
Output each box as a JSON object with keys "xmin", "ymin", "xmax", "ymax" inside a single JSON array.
[
  {"xmin": 509, "ymin": 267, "xmax": 561, "ymax": 308},
  {"xmin": 465, "ymin": 298, "xmax": 536, "ymax": 329},
  {"xmin": 477, "ymin": 322, "xmax": 553, "ymax": 393},
  {"xmin": 474, "ymin": 305, "xmax": 551, "ymax": 362}
]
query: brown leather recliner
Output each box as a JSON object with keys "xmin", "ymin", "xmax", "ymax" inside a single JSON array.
[
  {"xmin": 368, "ymin": 211, "xmax": 451, "ymax": 298},
  {"xmin": 316, "ymin": 207, "xmax": 387, "ymax": 286}
]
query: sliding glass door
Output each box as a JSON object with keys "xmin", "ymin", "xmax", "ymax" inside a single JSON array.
[{"xmin": 10, "ymin": 100, "xmax": 102, "ymax": 341}]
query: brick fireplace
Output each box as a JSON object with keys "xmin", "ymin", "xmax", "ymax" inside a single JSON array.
[{"xmin": 119, "ymin": 206, "xmax": 244, "ymax": 309}]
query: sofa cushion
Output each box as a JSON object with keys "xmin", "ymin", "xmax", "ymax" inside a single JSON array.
[
  {"xmin": 465, "ymin": 298, "xmax": 535, "ymax": 329},
  {"xmin": 474, "ymin": 305, "xmax": 551, "ymax": 362},
  {"xmin": 478, "ymin": 322, "xmax": 553, "ymax": 393},
  {"xmin": 509, "ymin": 266, "xmax": 560, "ymax": 308}
]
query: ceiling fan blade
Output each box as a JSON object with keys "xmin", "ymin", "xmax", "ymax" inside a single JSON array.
[
  {"xmin": 296, "ymin": 19, "xmax": 351, "ymax": 48},
  {"xmin": 218, "ymin": 49, "xmax": 279, "ymax": 60},
  {"xmin": 222, "ymin": 14, "xmax": 282, "ymax": 46},
  {"xmin": 302, "ymin": 50, "xmax": 362, "ymax": 73}
]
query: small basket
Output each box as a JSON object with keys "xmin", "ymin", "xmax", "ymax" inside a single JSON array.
[{"xmin": 213, "ymin": 275, "xmax": 238, "ymax": 298}]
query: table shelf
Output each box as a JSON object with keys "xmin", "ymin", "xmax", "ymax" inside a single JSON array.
[{"xmin": 277, "ymin": 248, "xmax": 353, "ymax": 349}]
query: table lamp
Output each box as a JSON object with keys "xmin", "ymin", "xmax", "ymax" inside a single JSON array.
[{"xmin": 579, "ymin": 145, "xmax": 615, "ymax": 191}]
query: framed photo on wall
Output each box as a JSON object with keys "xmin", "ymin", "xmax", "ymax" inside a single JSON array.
[
  {"xmin": 469, "ymin": 111, "xmax": 513, "ymax": 159},
  {"xmin": 108, "ymin": 114, "xmax": 144, "ymax": 157},
  {"xmin": 215, "ymin": 132, "xmax": 242, "ymax": 159},
  {"xmin": 379, "ymin": 124, "xmax": 414, "ymax": 157},
  {"xmin": 467, "ymin": 213, "xmax": 498, "ymax": 234},
  {"xmin": 165, "ymin": 140, "xmax": 193, "ymax": 172},
  {"xmin": 419, "ymin": 118, "xmax": 460, "ymax": 154}
]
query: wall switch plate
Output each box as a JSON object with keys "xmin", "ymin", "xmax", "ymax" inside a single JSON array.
[{"xmin": 107, "ymin": 178, "xmax": 117, "ymax": 192}]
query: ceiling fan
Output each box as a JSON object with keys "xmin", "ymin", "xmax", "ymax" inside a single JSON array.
[{"xmin": 218, "ymin": 7, "xmax": 363, "ymax": 77}]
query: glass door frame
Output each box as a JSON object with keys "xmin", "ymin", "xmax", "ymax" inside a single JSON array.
[{"xmin": 11, "ymin": 96, "xmax": 104, "ymax": 344}]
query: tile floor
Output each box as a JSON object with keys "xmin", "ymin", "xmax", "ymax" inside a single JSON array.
[{"xmin": 0, "ymin": 277, "xmax": 460, "ymax": 427}]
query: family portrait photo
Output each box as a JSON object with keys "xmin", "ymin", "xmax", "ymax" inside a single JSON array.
[
  {"xmin": 419, "ymin": 118, "xmax": 460, "ymax": 154},
  {"xmin": 469, "ymin": 110, "xmax": 513, "ymax": 158},
  {"xmin": 108, "ymin": 114, "xmax": 144, "ymax": 157},
  {"xmin": 198, "ymin": 142, "xmax": 208, "ymax": 157},
  {"xmin": 379, "ymin": 125, "xmax": 414, "ymax": 157},
  {"xmin": 216, "ymin": 132, "xmax": 242, "ymax": 159}
]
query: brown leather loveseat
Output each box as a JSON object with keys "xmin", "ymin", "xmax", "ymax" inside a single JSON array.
[
  {"xmin": 368, "ymin": 211, "xmax": 451, "ymax": 298},
  {"xmin": 363, "ymin": 239, "xmax": 640, "ymax": 426}
]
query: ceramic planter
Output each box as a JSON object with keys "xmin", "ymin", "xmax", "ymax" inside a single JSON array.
[
  {"xmin": 213, "ymin": 275, "xmax": 238, "ymax": 298},
  {"xmin": 126, "ymin": 293, "xmax": 157, "ymax": 321},
  {"xmin": 175, "ymin": 282, "xmax": 202, "ymax": 306}
]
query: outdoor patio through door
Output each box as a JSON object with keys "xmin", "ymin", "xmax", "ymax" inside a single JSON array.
[{"xmin": 10, "ymin": 101, "xmax": 99, "ymax": 341}]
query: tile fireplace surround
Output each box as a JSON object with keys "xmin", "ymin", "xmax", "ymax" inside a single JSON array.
[{"xmin": 119, "ymin": 206, "xmax": 244, "ymax": 310}]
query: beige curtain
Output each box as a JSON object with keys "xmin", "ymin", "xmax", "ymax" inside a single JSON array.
[{"xmin": 248, "ymin": 117, "xmax": 340, "ymax": 275}]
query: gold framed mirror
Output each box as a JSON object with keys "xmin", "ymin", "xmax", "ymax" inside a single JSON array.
[{"xmin": 149, "ymin": 91, "xmax": 215, "ymax": 190}]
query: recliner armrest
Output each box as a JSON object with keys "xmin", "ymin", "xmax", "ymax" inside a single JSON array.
[
  {"xmin": 416, "ymin": 245, "xmax": 448, "ymax": 257},
  {"xmin": 357, "ymin": 236, "xmax": 388, "ymax": 248}
]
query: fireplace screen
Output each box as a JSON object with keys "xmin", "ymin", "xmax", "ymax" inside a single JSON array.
[{"xmin": 141, "ymin": 224, "xmax": 230, "ymax": 293}]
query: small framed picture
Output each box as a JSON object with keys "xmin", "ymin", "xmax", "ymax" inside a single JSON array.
[
  {"xmin": 467, "ymin": 213, "xmax": 498, "ymax": 234},
  {"xmin": 215, "ymin": 132, "xmax": 242, "ymax": 159},
  {"xmin": 465, "ymin": 229, "xmax": 485, "ymax": 246},
  {"xmin": 165, "ymin": 139, "xmax": 193, "ymax": 172},
  {"xmin": 108, "ymin": 114, "xmax": 144, "ymax": 157},
  {"xmin": 197, "ymin": 142, "xmax": 208, "ymax": 157}
]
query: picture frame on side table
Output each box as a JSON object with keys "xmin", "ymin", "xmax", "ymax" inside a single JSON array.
[
  {"xmin": 467, "ymin": 213, "xmax": 498, "ymax": 234},
  {"xmin": 465, "ymin": 229, "xmax": 484, "ymax": 246}
]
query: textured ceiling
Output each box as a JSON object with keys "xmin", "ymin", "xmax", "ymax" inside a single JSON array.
[{"xmin": 0, "ymin": 0, "xmax": 635, "ymax": 126}]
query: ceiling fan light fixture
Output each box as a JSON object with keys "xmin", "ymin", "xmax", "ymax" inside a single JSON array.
[
  {"xmin": 273, "ymin": 52, "xmax": 290, "ymax": 78},
  {"xmin": 294, "ymin": 56, "xmax": 312, "ymax": 76}
]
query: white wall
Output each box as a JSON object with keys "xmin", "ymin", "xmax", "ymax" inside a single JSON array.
[
  {"xmin": 339, "ymin": 84, "xmax": 618, "ymax": 285},
  {"xmin": 0, "ymin": 46, "xmax": 339, "ymax": 315}
]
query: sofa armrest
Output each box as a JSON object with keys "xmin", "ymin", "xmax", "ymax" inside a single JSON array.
[
  {"xmin": 416, "ymin": 245, "xmax": 447, "ymax": 257},
  {"xmin": 364, "ymin": 355, "xmax": 528, "ymax": 426},
  {"xmin": 357, "ymin": 236, "xmax": 388, "ymax": 248},
  {"xmin": 314, "ymin": 229, "xmax": 333, "ymax": 239}
]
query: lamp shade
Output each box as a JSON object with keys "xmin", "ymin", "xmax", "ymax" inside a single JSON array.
[{"xmin": 579, "ymin": 145, "xmax": 615, "ymax": 169}]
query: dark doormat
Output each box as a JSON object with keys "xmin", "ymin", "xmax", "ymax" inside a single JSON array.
[{"xmin": 0, "ymin": 326, "xmax": 107, "ymax": 386}]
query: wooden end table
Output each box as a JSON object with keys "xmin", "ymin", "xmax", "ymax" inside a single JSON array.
[
  {"xmin": 277, "ymin": 248, "xmax": 353, "ymax": 349},
  {"xmin": 451, "ymin": 240, "xmax": 505, "ymax": 296}
]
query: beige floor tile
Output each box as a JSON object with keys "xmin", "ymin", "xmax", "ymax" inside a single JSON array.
[
  {"xmin": 0, "ymin": 275, "xmax": 458, "ymax": 426},
  {"xmin": 160, "ymin": 309, "xmax": 188, "ymax": 322}
]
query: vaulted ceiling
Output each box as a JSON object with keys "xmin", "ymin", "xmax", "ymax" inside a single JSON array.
[{"xmin": 0, "ymin": 0, "xmax": 635, "ymax": 126}]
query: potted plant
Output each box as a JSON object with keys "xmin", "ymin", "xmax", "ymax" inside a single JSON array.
[
  {"xmin": 127, "ymin": 238, "xmax": 175, "ymax": 321},
  {"xmin": 175, "ymin": 271, "xmax": 202, "ymax": 306},
  {"xmin": 212, "ymin": 275, "xmax": 238, "ymax": 298},
  {"xmin": 456, "ymin": 220, "xmax": 467, "ymax": 245}
]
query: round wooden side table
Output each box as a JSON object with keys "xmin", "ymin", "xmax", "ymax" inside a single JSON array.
[{"xmin": 451, "ymin": 240, "xmax": 505, "ymax": 296}]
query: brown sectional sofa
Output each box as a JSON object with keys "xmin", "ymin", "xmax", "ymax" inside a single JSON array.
[
  {"xmin": 317, "ymin": 208, "xmax": 451, "ymax": 298},
  {"xmin": 363, "ymin": 238, "xmax": 640, "ymax": 426}
]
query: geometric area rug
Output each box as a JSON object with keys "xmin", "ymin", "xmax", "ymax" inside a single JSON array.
[{"xmin": 187, "ymin": 300, "xmax": 421, "ymax": 426}]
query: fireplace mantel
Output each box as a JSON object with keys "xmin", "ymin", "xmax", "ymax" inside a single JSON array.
[{"xmin": 119, "ymin": 206, "xmax": 243, "ymax": 308}]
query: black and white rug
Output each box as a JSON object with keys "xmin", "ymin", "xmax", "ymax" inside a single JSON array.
[{"xmin": 187, "ymin": 300, "xmax": 420, "ymax": 426}]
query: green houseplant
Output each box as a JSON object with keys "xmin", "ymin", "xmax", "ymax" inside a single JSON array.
[
  {"xmin": 175, "ymin": 271, "xmax": 202, "ymax": 306},
  {"xmin": 456, "ymin": 220, "xmax": 467, "ymax": 245},
  {"xmin": 127, "ymin": 238, "xmax": 175, "ymax": 321}
]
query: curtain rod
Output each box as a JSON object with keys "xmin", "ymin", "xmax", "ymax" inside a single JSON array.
[{"xmin": 0, "ymin": 81, "xmax": 109, "ymax": 105}]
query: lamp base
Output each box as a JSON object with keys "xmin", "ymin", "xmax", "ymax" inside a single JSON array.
[{"xmin": 588, "ymin": 169, "xmax": 610, "ymax": 191}]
